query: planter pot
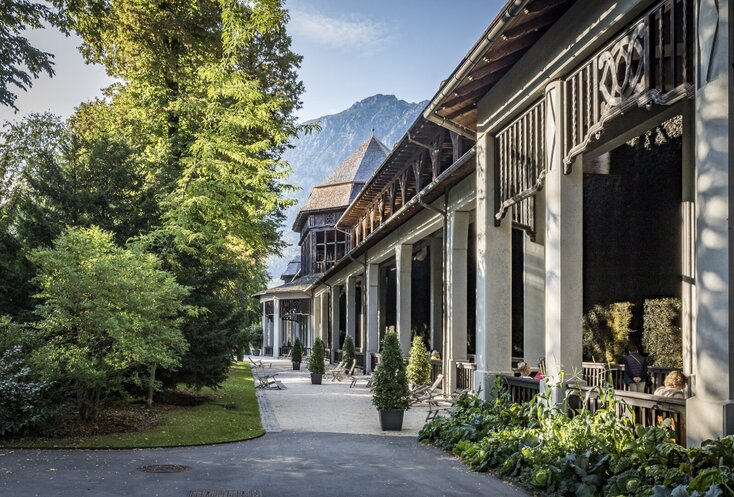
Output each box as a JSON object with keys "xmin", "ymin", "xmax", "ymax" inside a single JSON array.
[
  {"xmin": 378, "ymin": 409, "xmax": 405, "ymax": 431},
  {"xmin": 310, "ymin": 373, "xmax": 322, "ymax": 384},
  {"xmin": 252, "ymin": 349, "xmax": 260, "ymax": 356},
  {"xmin": 292, "ymin": 362, "xmax": 301, "ymax": 371}
]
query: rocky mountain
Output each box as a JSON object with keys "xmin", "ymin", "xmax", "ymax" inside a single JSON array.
[{"xmin": 267, "ymin": 94, "xmax": 427, "ymax": 284}]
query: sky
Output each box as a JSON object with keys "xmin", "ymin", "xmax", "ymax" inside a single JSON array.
[{"xmin": 0, "ymin": 0, "xmax": 505, "ymax": 125}]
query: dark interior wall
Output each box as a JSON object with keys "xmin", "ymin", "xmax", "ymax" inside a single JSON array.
[
  {"xmin": 512, "ymin": 228, "xmax": 525, "ymax": 357},
  {"xmin": 411, "ymin": 250, "xmax": 431, "ymax": 345},
  {"xmin": 385, "ymin": 266, "xmax": 397, "ymax": 330},
  {"xmin": 583, "ymin": 116, "xmax": 683, "ymax": 336}
]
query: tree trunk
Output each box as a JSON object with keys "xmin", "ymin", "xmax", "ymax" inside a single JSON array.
[{"xmin": 147, "ymin": 364, "xmax": 157, "ymax": 408}]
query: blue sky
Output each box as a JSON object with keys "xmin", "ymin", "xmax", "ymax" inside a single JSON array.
[{"xmin": 0, "ymin": 0, "xmax": 505, "ymax": 124}]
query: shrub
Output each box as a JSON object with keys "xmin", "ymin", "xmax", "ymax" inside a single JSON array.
[
  {"xmin": 406, "ymin": 336, "xmax": 431, "ymax": 386},
  {"xmin": 582, "ymin": 302, "xmax": 633, "ymax": 363},
  {"xmin": 30, "ymin": 226, "xmax": 190, "ymax": 417},
  {"xmin": 292, "ymin": 338, "xmax": 303, "ymax": 364},
  {"xmin": 643, "ymin": 298, "xmax": 682, "ymax": 368},
  {"xmin": 341, "ymin": 335, "xmax": 355, "ymax": 365},
  {"xmin": 371, "ymin": 332, "xmax": 410, "ymax": 412},
  {"xmin": 309, "ymin": 338, "xmax": 325, "ymax": 375}
]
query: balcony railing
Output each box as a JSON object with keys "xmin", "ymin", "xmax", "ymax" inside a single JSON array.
[
  {"xmin": 456, "ymin": 361, "xmax": 477, "ymax": 392},
  {"xmin": 582, "ymin": 362, "xmax": 681, "ymax": 393}
]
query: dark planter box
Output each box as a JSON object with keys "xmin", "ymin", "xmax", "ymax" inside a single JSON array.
[
  {"xmin": 293, "ymin": 362, "xmax": 301, "ymax": 371},
  {"xmin": 378, "ymin": 410, "xmax": 404, "ymax": 431},
  {"xmin": 252, "ymin": 349, "xmax": 260, "ymax": 356},
  {"xmin": 311, "ymin": 373, "xmax": 322, "ymax": 384}
]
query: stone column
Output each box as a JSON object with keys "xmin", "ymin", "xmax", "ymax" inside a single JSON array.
[
  {"xmin": 524, "ymin": 236, "xmax": 546, "ymax": 369},
  {"xmin": 273, "ymin": 299, "xmax": 281, "ymax": 359},
  {"xmin": 447, "ymin": 210, "xmax": 469, "ymax": 393},
  {"xmin": 314, "ymin": 295, "xmax": 322, "ymax": 342},
  {"xmin": 688, "ymin": 0, "xmax": 734, "ymax": 445},
  {"xmin": 544, "ymin": 81, "xmax": 583, "ymax": 394},
  {"xmin": 395, "ymin": 244, "xmax": 413, "ymax": 356},
  {"xmin": 330, "ymin": 285, "xmax": 341, "ymax": 363},
  {"xmin": 430, "ymin": 236, "xmax": 444, "ymax": 353},
  {"xmin": 346, "ymin": 274, "xmax": 357, "ymax": 347},
  {"xmin": 475, "ymin": 132, "xmax": 513, "ymax": 398},
  {"xmin": 365, "ymin": 263, "xmax": 380, "ymax": 373},
  {"xmin": 320, "ymin": 292, "xmax": 329, "ymax": 342}
]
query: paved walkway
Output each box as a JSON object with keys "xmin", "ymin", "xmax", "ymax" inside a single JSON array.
[
  {"xmin": 255, "ymin": 357, "xmax": 434, "ymax": 436},
  {"xmin": 0, "ymin": 356, "xmax": 529, "ymax": 497}
]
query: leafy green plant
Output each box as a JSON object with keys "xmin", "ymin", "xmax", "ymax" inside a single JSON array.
[
  {"xmin": 371, "ymin": 332, "xmax": 410, "ymax": 412},
  {"xmin": 308, "ymin": 338, "xmax": 325, "ymax": 375},
  {"xmin": 420, "ymin": 379, "xmax": 734, "ymax": 497},
  {"xmin": 291, "ymin": 338, "xmax": 303, "ymax": 364},
  {"xmin": 583, "ymin": 302, "xmax": 633, "ymax": 362},
  {"xmin": 643, "ymin": 298, "xmax": 683, "ymax": 368},
  {"xmin": 341, "ymin": 335, "xmax": 355, "ymax": 366},
  {"xmin": 406, "ymin": 335, "xmax": 431, "ymax": 386}
]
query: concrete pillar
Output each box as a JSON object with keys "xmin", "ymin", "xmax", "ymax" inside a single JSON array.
[
  {"xmin": 313, "ymin": 295, "xmax": 322, "ymax": 343},
  {"xmin": 475, "ymin": 132, "xmax": 513, "ymax": 398},
  {"xmin": 544, "ymin": 81, "xmax": 583, "ymax": 393},
  {"xmin": 346, "ymin": 274, "xmax": 357, "ymax": 346},
  {"xmin": 523, "ymin": 236, "xmax": 545, "ymax": 368},
  {"xmin": 430, "ymin": 236, "xmax": 444, "ymax": 353},
  {"xmin": 365, "ymin": 263, "xmax": 380, "ymax": 373},
  {"xmin": 447, "ymin": 210, "xmax": 469, "ymax": 393},
  {"xmin": 395, "ymin": 244, "xmax": 413, "ymax": 356},
  {"xmin": 330, "ymin": 286, "xmax": 341, "ymax": 363},
  {"xmin": 273, "ymin": 299, "xmax": 281, "ymax": 359},
  {"xmin": 319, "ymin": 292, "xmax": 329, "ymax": 342},
  {"xmin": 688, "ymin": 0, "xmax": 734, "ymax": 445}
]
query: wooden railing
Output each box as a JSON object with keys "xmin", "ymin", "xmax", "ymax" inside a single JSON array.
[
  {"xmin": 456, "ymin": 362, "xmax": 477, "ymax": 391},
  {"xmin": 505, "ymin": 376, "xmax": 541, "ymax": 403},
  {"xmin": 582, "ymin": 362, "xmax": 681, "ymax": 393},
  {"xmin": 356, "ymin": 352, "xmax": 365, "ymax": 369},
  {"xmin": 576, "ymin": 387, "xmax": 687, "ymax": 445},
  {"xmin": 264, "ymin": 346, "xmax": 273, "ymax": 356}
]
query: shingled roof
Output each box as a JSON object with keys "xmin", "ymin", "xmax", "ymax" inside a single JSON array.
[{"xmin": 293, "ymin": 135, "xmax": 389, "ymax": 231}]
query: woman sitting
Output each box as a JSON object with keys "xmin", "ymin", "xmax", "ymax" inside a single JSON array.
[{"xmin": 654, "ymin": 371, "xmax": 687, "ymax": 399}]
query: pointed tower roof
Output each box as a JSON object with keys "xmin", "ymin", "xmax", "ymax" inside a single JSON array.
[{"xmin": 293, "ymin": 135, "xmax": 389, "ymax": 231}]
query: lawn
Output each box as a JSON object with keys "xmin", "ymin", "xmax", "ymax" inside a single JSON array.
[{"xmin": 0, "ymin": 362, "xmax": 264, "ymax": 449}]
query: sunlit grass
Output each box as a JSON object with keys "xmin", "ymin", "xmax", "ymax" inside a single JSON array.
[{"xmin": 1, "ymin": 362, "xmax": 264, "ymax": 449}]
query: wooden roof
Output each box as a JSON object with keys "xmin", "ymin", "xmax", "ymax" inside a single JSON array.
[
  {"xmin": 424, "ymin": 0, "xmax": 576, "ymax": 134},
  {"xmin": 338, "ymin": 115, "xmax": 457, "ymax": 227}
]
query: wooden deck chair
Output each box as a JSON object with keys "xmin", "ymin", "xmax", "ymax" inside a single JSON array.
[
  {"xmin": 324, "ymin": 361, "xmax": 346, "ymax": 381},
  {"xmin": 253, "ymin": 369, "xmax": 281, "ymax": 390},
  {"xmin": 410, "ymin": 374, "xmax": 444, "ymax": 405},
  {"xmin": 248, "ymin": 356, "xmax": 271, "ymax": 369},
  {"xmin": 349, "ymin": 367, "xmax": 370, "ymax": 388},
  {"xmin": 331, "ymin": 359, "xmax": 356, "ymax": 382}
]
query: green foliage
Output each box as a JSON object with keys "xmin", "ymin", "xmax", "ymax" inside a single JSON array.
[
  {"xmin": 0, "ymin": 0, "xmax": 63, "ymax": 110},
  {"xmin": 583, "ymin": 302, "xmax": 633, "ymax": 363},
  {"xmin": 420, "ymin": 382, "xmax": 734, "ymax": 497},
  {"xmin": 309, "ymin": 338, "xmax": 326, "ymax": 375},
  {"xmin": 341, "ymin": 335, "xmax": 355, "ymax": 365},
  {"xmin": 371, "ymin": 332, "xmax": 410, "ymax": 412},
  {"xmin": 0, "ymin": 317, "xmax": 66, "ymax": 436},
  {"xmin": 291, "ymin": 338, "xmax": 303, "ymax": 364},
  {"xmin": 406, "ymin": 336, "xmax": 431, "ymax": 386},
  {"xmin": 30, "ymin": 226, "xmax": 190, "ymax": 419},
  {"xmin": 643, "ymin": 298, "xmax": 683, "ymax": 368}
]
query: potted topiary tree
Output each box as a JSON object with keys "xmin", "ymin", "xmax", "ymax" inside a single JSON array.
[
  {"xmin": 309, "ymin": 337, "xmax": 326, "ymax": 384},
  {"xmin": 371, "ymin": 332, "xmax": 410, "ymax": 430},
  {"xmin": 342, "ymin": 335, "xmax": 355, "ymax": 367},
  {"xmin": 292, "ymin": 338, "xmax": 303, "ymax": 371},
  {"xmin": 406, "ymin": 335, "xmax": 431, "ymax": 387}
]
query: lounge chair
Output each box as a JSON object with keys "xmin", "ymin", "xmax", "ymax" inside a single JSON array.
[
  {"xmin": 410, "ymin": 374, "xmax": 444, "ymax": 405},
  {"xmin": 248, "ymin": 356, "xmax": 271, "ymax": 369},
  {"xmin": 349, "ymin": 368, "xmax": 371, "ymax": 388},
  {"xmin": 253, "ymin": 368, "xmax": 281, "ymax": 390},
  {"xmin": 332, "ymin": 359, "xmax": 357, "ymax": 382}
]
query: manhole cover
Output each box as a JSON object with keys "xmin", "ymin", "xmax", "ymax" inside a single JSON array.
[{"xmin": 138, "ymin": 464, "xmax": 190, "ymax": 474}]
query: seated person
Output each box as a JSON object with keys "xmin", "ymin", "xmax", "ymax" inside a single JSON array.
[
  {"xmin": 654, "ymin": 371, "xmax": 687, "ymax": 399},
  {"xmin": 517, "ymin": 361, "xmax": 533, "ymax": 378}
]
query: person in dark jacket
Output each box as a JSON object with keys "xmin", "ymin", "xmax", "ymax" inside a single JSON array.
[{"xmin": 623, "ymin": 345, "xmax": 648, "ymax": 393}]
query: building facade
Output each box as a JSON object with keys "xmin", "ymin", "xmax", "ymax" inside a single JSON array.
[{"xmin": 258, "ymin": 0, "xmax": 733, "ymax": 446}]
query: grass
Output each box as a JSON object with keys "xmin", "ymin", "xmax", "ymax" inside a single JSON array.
[{"xmin": 0, "ymin": 362, "xmax": 264, "ymax": 449}]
